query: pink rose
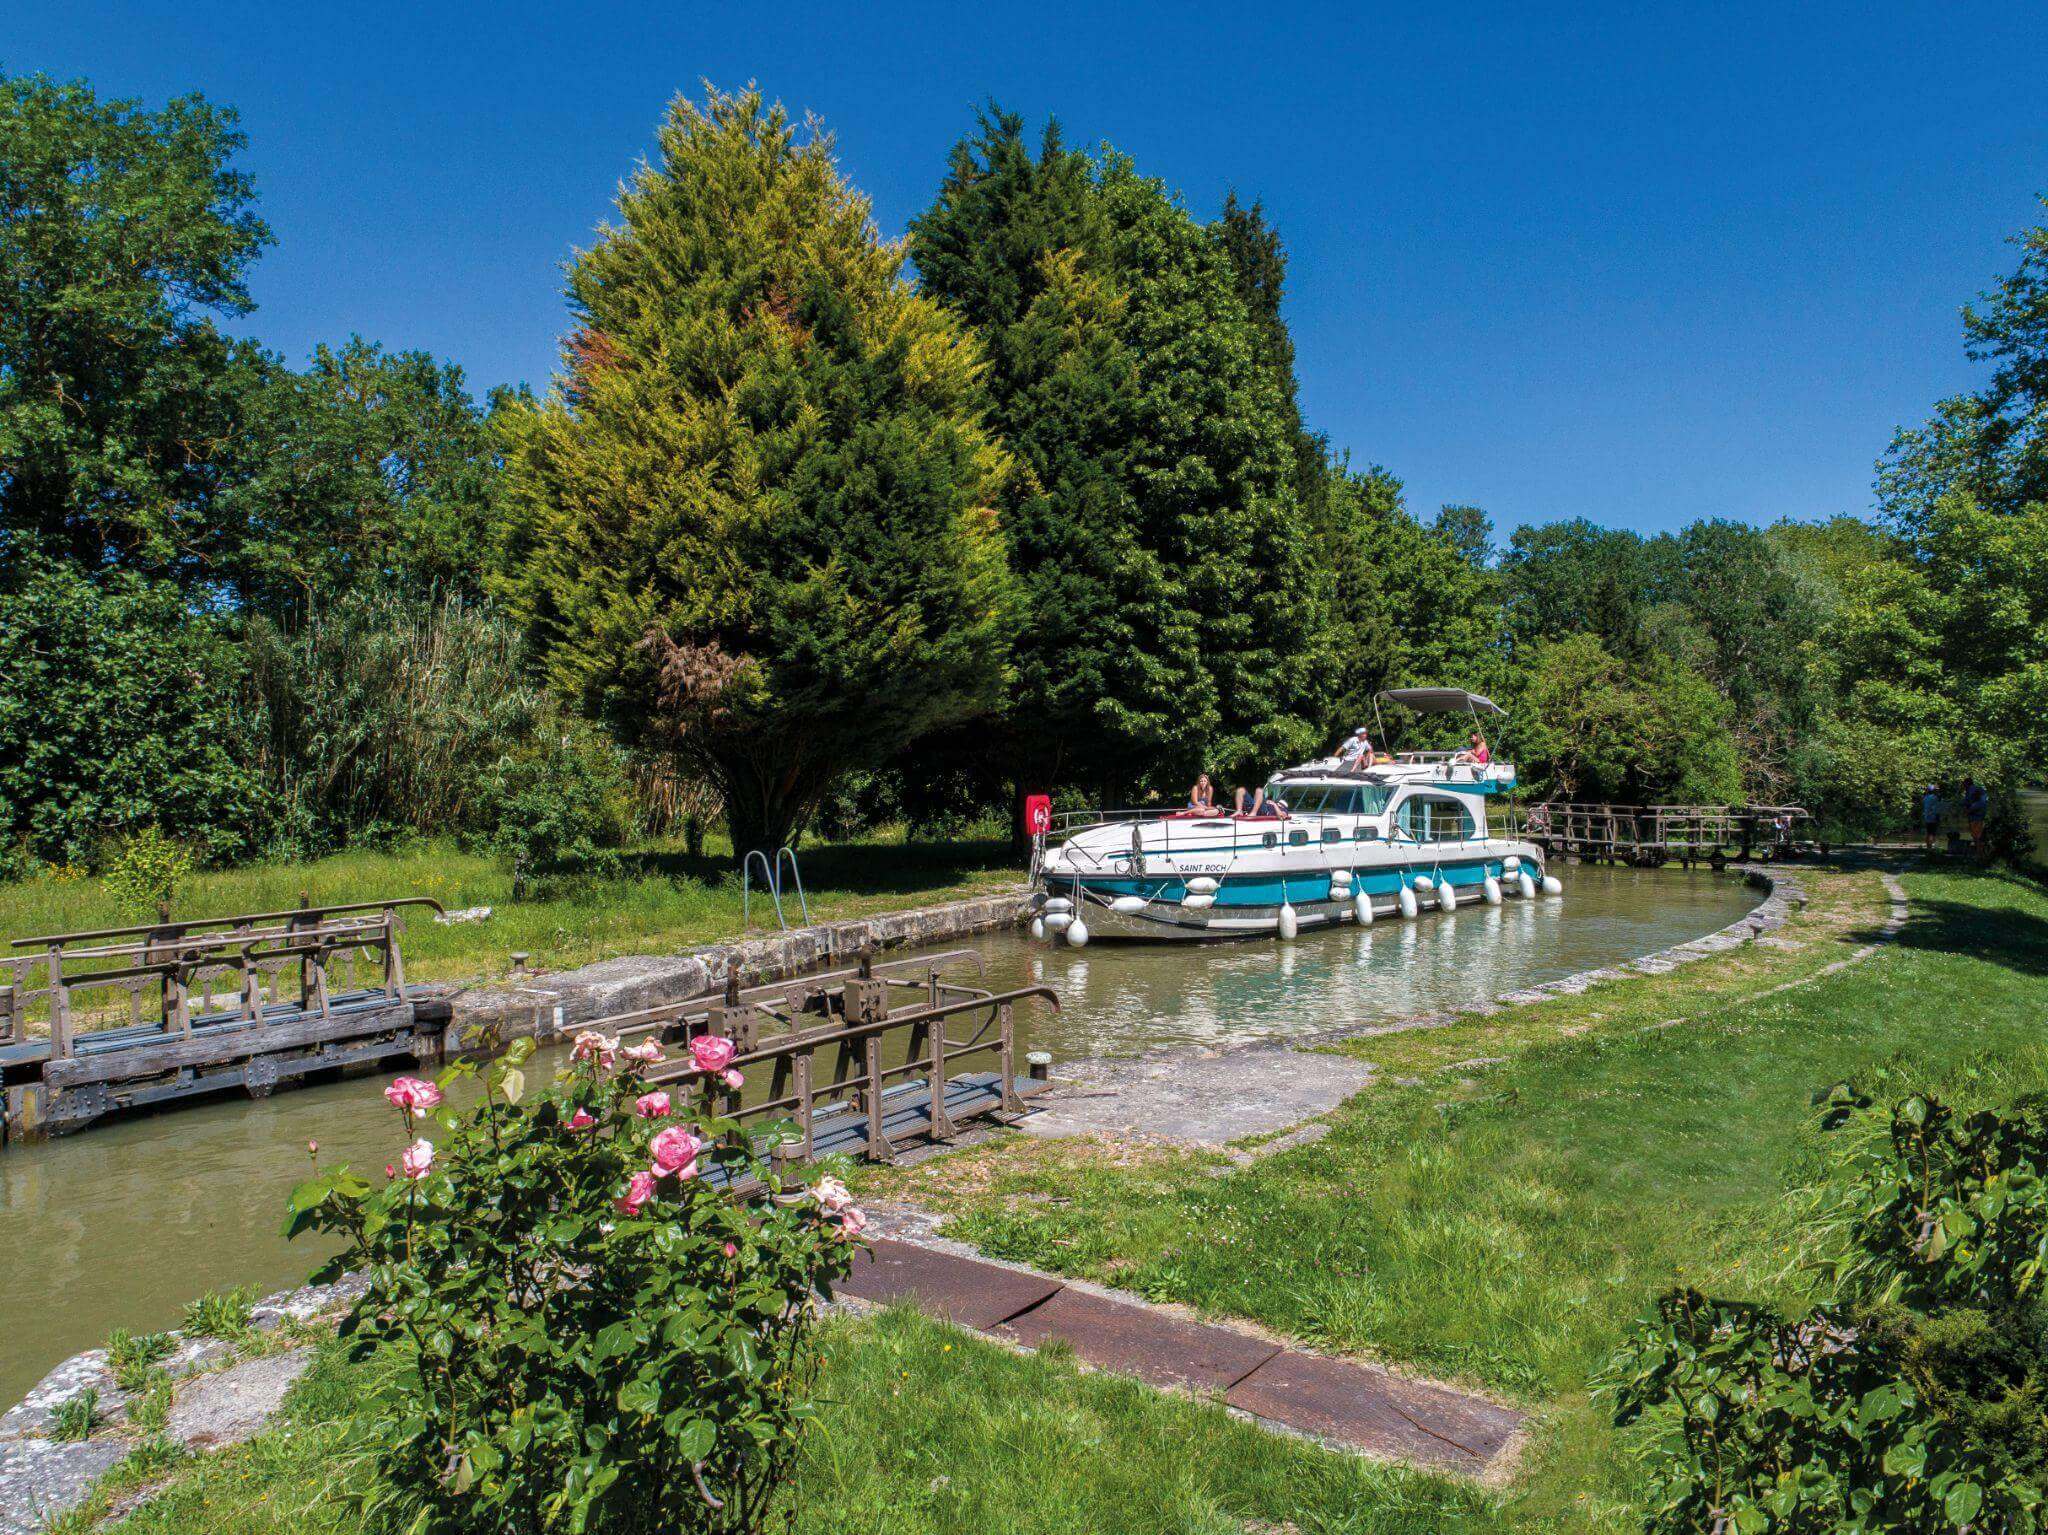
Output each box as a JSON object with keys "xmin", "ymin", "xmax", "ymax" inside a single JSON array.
[
  {"xmin": 721, "ymin": 1068, "xmax": 744, "ymax": 1090},
  {"xmin": 649, "ymin": 1125, "xmax": 702, "ymax": 1180},
  {"xmin": 621, "ymin": 1039, "xmax": 665, "ymax": 1065},
  {"xmin": 384, "ymin": 1162, "xmax": 395, "ymax": 1179},
  {"xmin": 616, "ymin": 1170, "xmax": 656, "ymax": 1216},
  {"xmin": 723, "ymin": 1241, "xmax": 737, "ymax": 1258},
  {"xmin": 306, "ymin": 1139, "xmax": 319, "ymax": 1156},
  {"xmin": 399, "ymin": 1138, "xmax": 435, "ymax": 1179},
  {"xmin": 566, "ymin": 1108, "xmax": 597, "ymax": 1133},
  {"xmin": 384, "ymin": 1076, "xmax": 443, "ymax": 1113},
  {"xmin": 836, "ymin": 1205, "xmax": 868, "ymax": 1240},
  {"xmin": 635, "ymin": 1091, "xmax": 671, "ymax": 1119},
  {"xmin": 812, "ymin": 1175, "xmax": 854, "ymax": 1214},
  {"xmin": 689, "ymin": 1034, "xmax": 737, "ymax": 1074}
]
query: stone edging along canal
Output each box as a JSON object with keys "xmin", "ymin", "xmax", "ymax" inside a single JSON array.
[{"xmin": 432, "ymin": 886, "xmax": 1037, "ymax": 1052}]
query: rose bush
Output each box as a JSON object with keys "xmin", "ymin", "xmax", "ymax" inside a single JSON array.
[{"xmin": 287, "ymin": 1030, "xmax": 862, "ymax": 1534}]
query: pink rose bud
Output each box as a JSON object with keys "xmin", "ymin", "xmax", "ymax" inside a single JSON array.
[
  {"xmin": 567, "ymin": 1108, "xmax": 597, "ymax": 1133},
  {"xmin": 306, "ymin": 1139, "xmax": 319, "ymax": 1156},
  {"xmin": 689, "ymin": 1034, "xmax": 737, "ymax": 1074},
  {"xmin": 635, "ymin": 1091, "xmax": 671, "ymax": 1119},
  {"xmin": 399, "ymin": 1138, "xmax": 435, "ymax": 1180},
  {"xmin": 384, "ymin": 1163, "xmax": 396, "ymax": 1179},
  {"xmin": 616, "ymin": 1170, "xmax": 656, "ymax": 1216},
  {"xmin": 649, "ymin": 1125, "xmax": 702, "ymax": 1179},
  {"xmin": 722, "ymin": 1068, "xmax": 744, "ymax": 1090},
  {"xmin": 723, "ymin": 1241, "xmax": 737, "ymax": 1258}
]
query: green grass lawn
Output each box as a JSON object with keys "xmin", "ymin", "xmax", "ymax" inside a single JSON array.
[
  {"xmin": 869, "ymin": 865, "xmax": 2048, "ymax": 1530},
  {"xmin": 70, "ymin": 1313, "xmax": 1496, "ymax": 1535},
  {"xmin": 0, "ymin": 830, "xmax": 1024, "ymax": 989}
]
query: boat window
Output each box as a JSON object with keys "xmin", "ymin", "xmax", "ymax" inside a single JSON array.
[
  {"xmin": 1286, "ymin": 786, "xmax": 1323, "ymax": 813},
  {"xmin": 1396, "ymin": 794, "xmax": 1474, "ymax": 842},
  {"xmin": 1261, "ymin": 832, "xmax": 1277, "ymax": 849},
  {"xmin": 1355, "ymin": 825, "xmax": 1379, "ymax": 841},
  {"xmin": 1321, "ymin": 827, "xmax": 1342, "ymax": 843},
  {"xmin": 1323, "ymin": 786, "xmax": 1359, "ymax": 815},
  {"xmin": 1288, "ymin": 829, "xmax": 1309, "ymax": 846}
]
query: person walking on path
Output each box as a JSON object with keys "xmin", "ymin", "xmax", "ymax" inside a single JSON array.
[
  {"xmin": 1921, "ymin": 783, "xmax": 1943, "ymax": 851},
  {"xmin": 1962, "ymin": 777, "xmax": 1991, "ymax": 861}
]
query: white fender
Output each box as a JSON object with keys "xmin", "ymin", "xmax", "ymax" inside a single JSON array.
[
  {"xmin": 1483, "ymin": 876, "xmax": 1503, "ymax": 906},
  {"xmin": 1502, "ymin": 855, "xmax": 1521, "ymax": 874},
  {"xmin": 1353, "ymin": 890, "xmax": 1374, "ymax": 925},
  {"xmin": 1030, "ymin": 916, "xmax": 1046, "ymax": 941},
  {"xmin": 1181, "ymin": 893, "xmax": 1216, "ymax": 910},
  {"xmin": 1043, "ymin": 896, "xmax": 1073, "ymax": 915},
  {"xmin": 1186, "ymin": 876, "xmax": 1220, "ymax": 895},
  {"xmin": 1397, "ymin": 886, "xmax": 1419, "ymax": 919},
  {"xmin": 1413, "ymin": 874, "xmax": 1435, "ymax": 893},
  {"xmin": 1542, "ymin": 874, "xmax": 1564, "ymax": 896},
  {"xmin": 1066, "ymin": 916, "xmax": 1090, "ymax": 947},
  {"xmin": 1277, "ymin": 903, "xmax": 1299, "ymax": 941},
  {"xmin": 1329, "ymin": 867, "xmax": 1353, "ymax": 887},
  {"xmin": 1043, "ymin": 911, "xmax": 1073, "ymax": 933},
  {"xmin": 1437, "ymin": 882, "xmax": 1458, "ymax": 913},
  {"xmin": 1517, "ymin": 871, "xmax": 1537, "ymax": 901},
  {"xmin": 1110, "ymin": 895, "xmax": 1147, "ymax": 914}
]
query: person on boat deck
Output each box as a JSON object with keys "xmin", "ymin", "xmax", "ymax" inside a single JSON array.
[
  {"xmin": 1454, "ymin": 731, "xmax": 1491, "ymax": 766},
  {"xmin": 1188, "ymin": 774, "xmax": 1217, "ymax": 812},
  {"xmin": 1340, "ymin": 730, "xmax": 1374, "ymax": 769}
]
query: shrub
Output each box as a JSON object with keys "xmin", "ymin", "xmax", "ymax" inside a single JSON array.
[
  {"xmin": 0, "ymin": 567, "xmax": 268, "ymax": 866},
  {"xmin": 287, "ymin": 1033, "xmax": 863, "ymax": 1534},
  {"xmin": 99, "ymin": 827, "xmax": 195, "ymax": 913},
  {"xmin": 50, "ymin": 1388, "xmax": 98, "ymax": 1443},
  {"xmin": 1605, "ymin": 1090, "xmax": 2048, "ymax": 1532},
  {"xmin": 105, "ymin": 1327, "xmax": 175, "ymax": 1392},
  {"xmin": 182, "ymin": 1284, "xmax": 256, "ymax": 1338},
  {"xmin": 473, "ymin": 724, "xmax": 634, "ymax": 887}
]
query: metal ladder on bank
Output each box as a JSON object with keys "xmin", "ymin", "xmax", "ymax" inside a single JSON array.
[{"xmin": 742, "ymin": 846, "xmax": 810, "ymax": 931}]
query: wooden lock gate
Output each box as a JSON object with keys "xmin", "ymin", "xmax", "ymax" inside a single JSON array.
[
  {"xmin": 0, "ymin": 897, "xmax": 452, "ymax": 1142},
  {"xmin": 581, "ymin": 948, "xmax": 1060, "ymax": 1186}
]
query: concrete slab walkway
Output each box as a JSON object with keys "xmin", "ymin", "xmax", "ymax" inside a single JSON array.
[{"xmin": 836, "ymin": 1236, "xmax": 1522, "ymax": 1477}]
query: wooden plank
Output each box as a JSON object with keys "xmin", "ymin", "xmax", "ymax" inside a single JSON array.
[{"xmin": 44, "ymin": 998, "xmax": 417, "ymax": 1088}]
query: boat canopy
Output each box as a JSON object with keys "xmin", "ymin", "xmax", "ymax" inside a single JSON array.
[{"xmin": 1375, "ymin": 687, "xmax": 1505, "ymax": 717}]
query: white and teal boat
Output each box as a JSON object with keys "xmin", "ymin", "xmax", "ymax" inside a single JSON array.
[{"xmin": 1031, "ymin": 689, "xmax": 1558, "ymax": 944}]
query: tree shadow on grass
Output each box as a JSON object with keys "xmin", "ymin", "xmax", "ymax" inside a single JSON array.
[
  {"xmin": 621, "ymin": 836, "xmax": 1019, "ymax": 899},
  {"xmin": 1851, "ymin": 874, "xmax": 2048, "ymax": 980}
]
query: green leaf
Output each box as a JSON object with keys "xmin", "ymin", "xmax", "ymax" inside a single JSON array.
[
  {"xmin": 1946, "ymin": 1483, "xmax": 1983, "ymax": 1523},
  {"xmin": 498, "ymin": 1068, "xmax": 526, "ymax": 1105},
  {"xmin": 617, "ymin": 1377, "xmax": 661, "ymax": 1416}
]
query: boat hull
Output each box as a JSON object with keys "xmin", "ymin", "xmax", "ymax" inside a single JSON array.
[{"xmin": 1036, "ymin": 842, "xmax": 1545, "ymax": 942}]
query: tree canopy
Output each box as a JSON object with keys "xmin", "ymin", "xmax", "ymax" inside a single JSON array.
[{"xmin": 498, "ymin": 87, "xmax": 1020, "ymax": 853}]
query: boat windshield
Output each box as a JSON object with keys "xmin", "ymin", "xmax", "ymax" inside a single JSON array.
[{"xmin": 1273, "ymin": 784, "xmax": 1394, "ymax": 816}]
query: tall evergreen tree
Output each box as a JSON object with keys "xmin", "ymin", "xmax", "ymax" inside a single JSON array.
[
  {"xmin": 912, "ymin": 113, "xmax": 1322, "ymax": 802},
  {"xmin": 498, "ymin": 88, "xmax": 1019, "ymax": 854}
]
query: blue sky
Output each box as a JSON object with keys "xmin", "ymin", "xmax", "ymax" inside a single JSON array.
[{"xmin": 9, "ymin": 2, "xmax": 2046, "ymax": 535}]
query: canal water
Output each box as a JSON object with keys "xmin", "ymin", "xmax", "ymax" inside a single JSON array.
[{"xmin": 0, "ymin": 863, "xmax": 1758, "ymax": 1401}]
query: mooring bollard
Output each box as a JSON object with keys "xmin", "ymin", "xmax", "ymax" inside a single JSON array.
[
  {"xmin": 1026, "ymin": 1050, "xmax": 1052, "ymax": 1083},
  {"xmin": 510, "ymin": 952, "xmax": 531, "ymax": 976}
]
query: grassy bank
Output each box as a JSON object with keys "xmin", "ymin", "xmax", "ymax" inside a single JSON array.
[
  {"xmin": 69, "ymin": 1312, "xmax": 1492, "ymax": 1535},
  {"xmin": 0, "ymin": 831, "xmax": 1022, "ymax": 987},
  {"xmin": 867, "ymin": 864, "xmax": 2048, "ymax": 1529}
]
